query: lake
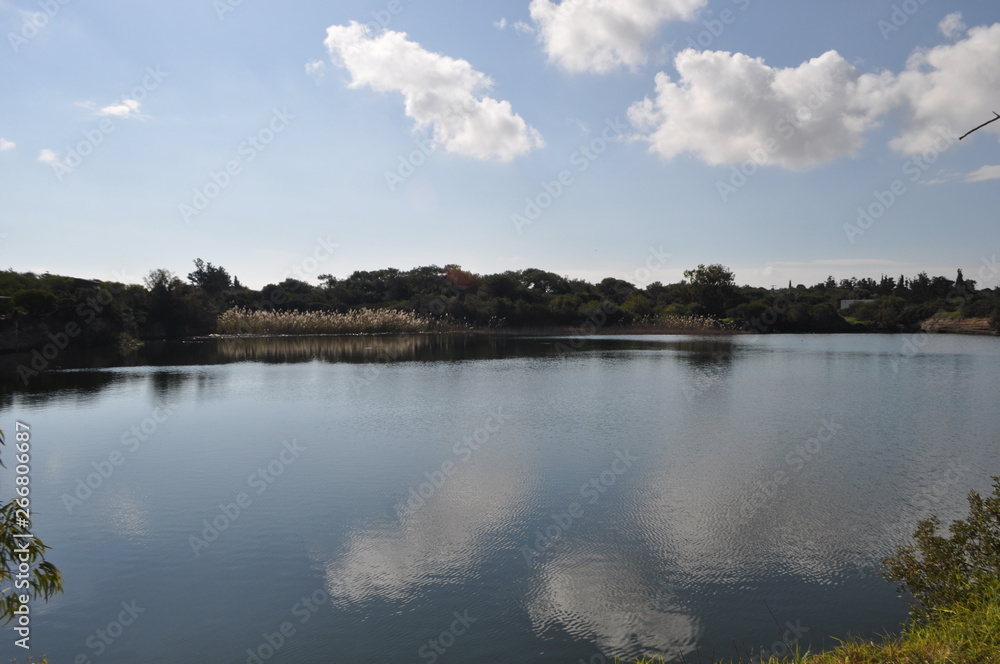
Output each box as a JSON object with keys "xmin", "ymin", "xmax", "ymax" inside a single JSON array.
[{"xmin": 2, "ymin": 333, "xmax": 998, "ymax": 663}]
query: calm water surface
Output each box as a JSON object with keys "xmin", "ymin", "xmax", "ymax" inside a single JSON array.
[{"xmin": 1, "ymin": 333, "xmax": 998, "ymax": 663}]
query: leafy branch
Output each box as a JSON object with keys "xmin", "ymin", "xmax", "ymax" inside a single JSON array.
[{"xmin": 0, "ymin": 428, "xmax": 63, "ymax": 625}]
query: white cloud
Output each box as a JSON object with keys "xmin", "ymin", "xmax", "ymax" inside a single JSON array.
[
  {"xmin": 324, "ymin": 22, "xmax": 543, "ymax": 162},
  {"xmin": 494, "ymin": 17, "xmax": 507, "ymax": 30},
  {"xmin": 529, "ymin": 0, "xmax": 706, "ymax": 74},
  {"xmin": 628, "ymin": 49, "xmax": 896, "ymax": 170},
  {"xmin": 939, "ymin": 12, "xmax": 967, "ymax": 39},
  {"xmin": 966, "ymin": 164, "xmax": 1000, "ymax": 182},
  {"xmin": 513, "ymin": 20, "xmax": 535, "ymax": 35},
  {"xmin": 97, "ymin": 98, "xmax": 144, "ymax": 119},
  {"xmin": 629, "ymin": 22, "xmax": 1000, "ymax": 169},
  {"xmin": 889, "ymin": 23, "xmax": 1000, "ymax": 155},
  {"xmin": 37, "ymin": 148, "xmax": 66, "ymax": 167},
  {"xmin": 0, "ymin": 138, "xmax": 14, "ymax": 152},
  {"xmin": 769, "ymin": 258, "xmax": 914, "ymax": 268},
  {"xmin": 305, "ymin": 59, "xmax": 325, "ymax": 78}
]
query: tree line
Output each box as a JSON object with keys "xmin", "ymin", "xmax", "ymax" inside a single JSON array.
[{"xmin": 0, "ymin": 260, "xmax": 997, "ymax": 349}]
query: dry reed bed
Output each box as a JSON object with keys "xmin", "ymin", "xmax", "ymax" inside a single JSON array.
[{"xmin": 216, "ymin": 307, "xmax": 461, "ymax": 335}]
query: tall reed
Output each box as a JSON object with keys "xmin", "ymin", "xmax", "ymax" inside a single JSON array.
[{"xmin": 216, "ymin": 307, "xmax": 463, "ymax": 335}]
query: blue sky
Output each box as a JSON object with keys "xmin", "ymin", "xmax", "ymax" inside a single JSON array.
[{"xmin": 1, "ymin": 0, "xmax": 997, "ymax": 289}]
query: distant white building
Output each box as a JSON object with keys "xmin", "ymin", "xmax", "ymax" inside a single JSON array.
[{"xmin": 840, "ymin": 299, "xmax": 876, "ymax": 310}]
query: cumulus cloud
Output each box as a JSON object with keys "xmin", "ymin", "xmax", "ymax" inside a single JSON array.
[
  {"xmin": 628, "ymin": 49, "xmax": 896, "ymax": 170},
  {"xmin": 494, "ymin": 17, "xmax": 507, "ymax": 29},
  {"xmin": 889, "ymin": 23, "xmax": 1000, "ymax": 155},
  {"xmin": 939, "ymin": 12, "xmax": 967, "ymax": 39},
  {"xmin": 629, "ymin": 22, "xmax": 1000, "ymax": 169},
  {"xmin": 0, "ymin": 138, "xmax": 14, "ymax": 151},
  {"xmin": 529, "ymin": 0, "xmax": 706, "ymax": 74},
  {"xmin": 324, "ymin": 21, "xmax": 544, "ymax": 162},
  {"xmin": 966, "ymin": 165, "xmax": 1000, "ymax": 182}
]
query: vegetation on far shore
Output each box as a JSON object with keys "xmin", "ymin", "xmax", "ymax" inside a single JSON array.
[{"xmin": 1, "ymin": 259, "xmax": 997, "ymax": 351}]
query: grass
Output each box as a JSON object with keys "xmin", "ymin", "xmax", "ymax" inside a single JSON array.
[{"xmin": 759, "ymin": 577, "xmax": 999, "ymax": 663}]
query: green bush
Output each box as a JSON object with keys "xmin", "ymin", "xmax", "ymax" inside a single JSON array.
[
  {"xmin": 12, "ymin": 289, "xmax": 57, "ymax": 317},
  {"xmin": 882, "ymin": 476, "xmax": 1000, "ymax": 625}
]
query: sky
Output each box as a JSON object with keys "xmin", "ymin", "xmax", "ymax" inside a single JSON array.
[{"xmin": 1, "ymin": 0, "xmax": 998, "ymax": 290}]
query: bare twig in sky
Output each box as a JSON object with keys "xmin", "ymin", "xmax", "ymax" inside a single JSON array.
[{"xmin": 959, "ymin": 112, "xmax": 1000, "ymax": 141}]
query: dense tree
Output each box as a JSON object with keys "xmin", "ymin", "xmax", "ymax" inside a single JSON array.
[
  {"xmin": 187, "ymin": 259, "xmax": 233, "ymax": 296},
  {"xmin": 11, "ymin": 289, "xmax": 57, "ymax": 317},
  {"xmin": 683, "ymin": 264, "xmax": 736, "ymax": 317},
  {"xmin": 1, "ymin": 260, "xmax": 998, "ymax": 351}
]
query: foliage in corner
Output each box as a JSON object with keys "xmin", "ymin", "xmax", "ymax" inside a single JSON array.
[
  {"xmin": 0, "ymin": 428, "xmax": 63, "ymax": 624},
  {"xmin": 882, "ymin": 476, "xmax": 1000, "ymax": 625}
]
